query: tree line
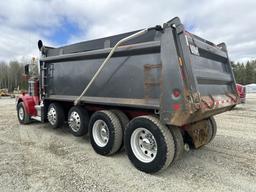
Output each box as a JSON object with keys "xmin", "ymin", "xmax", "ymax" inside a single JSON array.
[
  {"xmin": 231, "ymin": 60, "xmax": 256, "ymax": 85},
  {"xmin": 0, "ymin": 59, "xmax": 255, "ymax": 93},
  {"xmin": 0, "ymin": 60, "xmax": 28, "ymax": 92}
]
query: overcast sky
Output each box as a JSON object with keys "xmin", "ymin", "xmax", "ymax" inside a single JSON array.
[{"xmin": 0, "ymin": 0, "xmax": 255, "ymax": 62}]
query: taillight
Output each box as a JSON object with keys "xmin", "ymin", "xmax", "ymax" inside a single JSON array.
[
  {"xmin": 172, "ymin": 89, "xmax": 181, "ymax": 99},
  {"xmin": 172, "ymin": 103, "xmax": 180, "ymax": 111}
]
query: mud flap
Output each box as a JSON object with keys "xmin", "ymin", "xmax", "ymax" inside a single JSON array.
[{"xmin": 185, "ymin": 120, "xmax": 210, "ymax": 148}]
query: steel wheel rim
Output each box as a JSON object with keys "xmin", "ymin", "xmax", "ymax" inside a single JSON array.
[
  {"xmin": 48, "ymin": 107, "xmax": 57, "ymax": 125},
  {"xmin": 130, "ymin": 128, "xmax": 157, "ymax": 163},
  {"xmin": 92, "ymin": 120, "xmax": 109, "ymax": 147},
  {"xmin": 68, "ymin": 111, "xmax": 81, "ymax": 132},
  {"xmin": 18, "ymin": 107, "xmax": 24, "ymax": 120}
]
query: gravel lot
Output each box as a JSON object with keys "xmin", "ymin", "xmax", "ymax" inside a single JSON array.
[{"xmin": 0, "ymin": 95, "xmax": 256, "ymax": 192}]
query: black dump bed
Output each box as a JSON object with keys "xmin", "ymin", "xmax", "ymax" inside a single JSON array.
[{"xmin": 39, "ymin": 17, "xmax": 238, "ymax": 126}]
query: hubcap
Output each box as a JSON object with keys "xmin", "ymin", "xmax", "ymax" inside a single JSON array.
[
  {"xmin": 47, "ymin": 107, "xmax": 57, "ymax": 125},
  {"xmin": 92, "ymin": 120, "xmax": 109, "ymax": 147},
  {"xmin": 130, "ymin": 128, "xmax": 157, "ymax": 163},
  {"xmin": 18, "ymin": 107, "xmax": 24, "ymax": 120},
  {"xmin": 68, "ymin": 111, "xmax": 81, "ymax": 132}
]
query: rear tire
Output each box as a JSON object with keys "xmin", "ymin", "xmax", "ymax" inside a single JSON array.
[
  {"xmin": 168, "ymin": 126, "xmax": 184, "ymax": 162},
  {"xmin": 47, "ymin": 103, "xmax": 64, "ymax": 129},
  {"xmin": 207, "ymin": 116, "xmax": 217, "ymax": 144},
  {"xmin": 124, "ymin": 116, "xmax": 175, "ymax": 173},
  {"xmin": 110, "ymin": 110, "xmax": 129, "ymax": 151},
  {"xmin": 17, "ymin": 102, "xmax": 31, "ymax": 124},
  {"xmin": 68, "ymin": 106, "xmax": 89, "ymax": 136},
  {"xmin": 89, "ymin": 110, "xmax": 123, "ymax": 156}
]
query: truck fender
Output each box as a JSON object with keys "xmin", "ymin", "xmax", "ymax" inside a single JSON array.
[{"xmin": 17, "ymin": 95, "xmax": 37, "ymax": 116}]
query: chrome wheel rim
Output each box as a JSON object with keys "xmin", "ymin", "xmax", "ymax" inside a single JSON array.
[
  {"xmin": 130, "ymin": 128, "xmax": 157, "ymax": 163},
  {"xmin": 18, "ymin": 107, "xmax": 24, "ymax": 120},
  {"xmin": 68, "ymin": 111, "xmax": 81, "ymax": 132},
  {"xmin": 47, "ymin": 107, "xmax": 57, "ymax": 125},
  {"xmin": 92, "ymin": 120, "xmax": 109, "ymax": 147}
]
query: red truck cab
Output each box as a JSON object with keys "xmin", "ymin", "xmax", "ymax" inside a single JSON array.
[
  {"xmin": 236, "ymin": 84, "xmax": 246, "ymax": 103},
  {"xmin": 17, "ymin": 79, "xmax": 40, "ymax": 123}
]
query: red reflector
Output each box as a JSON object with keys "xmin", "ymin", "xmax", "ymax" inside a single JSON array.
[
  {"xmin": 172, "ymin": 103, "xmax": 180, "ymax": 111},
  {"xmin": 172, "ymin": 89, "xmax": 181, "ymax": 98}
]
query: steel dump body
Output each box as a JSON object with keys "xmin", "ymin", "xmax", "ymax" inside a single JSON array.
[{"xmin": 40, "ymin": 17, "xmax": 238, "ymax": 126}]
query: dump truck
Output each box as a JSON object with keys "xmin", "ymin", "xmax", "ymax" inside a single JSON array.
[
  {"xmin": 16, "ymin": 17, "xmax": 239, "ymax": 173},
  {"xmin": 236, "ymin": 83, "xmax": 246, "ymax": 103}
]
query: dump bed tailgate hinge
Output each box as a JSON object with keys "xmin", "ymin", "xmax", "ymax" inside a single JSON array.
[{"xmin": 188, "ymin": 91, "xmax": 201, "ymax": 112}]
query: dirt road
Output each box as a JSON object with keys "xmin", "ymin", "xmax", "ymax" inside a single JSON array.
[{"xmin": 0, "ymin": 95, "xmax": 256, "ymax": 192}]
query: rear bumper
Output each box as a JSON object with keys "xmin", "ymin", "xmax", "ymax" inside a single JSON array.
[
  {"xmin": 167, "ymin": 93, "xmax": 238, "ymax": 126},
  {"xmin": 200, "ymin": 94, "xmax": 238, "ymax": 111},
  {"xmin": 168, "ymin": 105, "xmax": 235, "ymax": 126}
]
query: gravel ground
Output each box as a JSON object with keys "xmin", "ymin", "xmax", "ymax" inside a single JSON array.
[{"xmin": 0, "ymin": 94, "xmax": 256, "ymax": 192}]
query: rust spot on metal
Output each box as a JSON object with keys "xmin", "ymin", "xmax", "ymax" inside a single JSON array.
[
  {"xmin": 201, "ymin": 95, "xmax": 215, "ymax": 109},
  {"xmin": 144, "ymin": 64, "xmax": 162, "ymax": 100},
  {"xmin": 168, "ymin": 103, "xmax": 235, "ymax": 127},
  {"xmin": 225, "ymin": 92, "xmax": 238, "ymax": 103},
  {"xmin": 170, "ymin": 110, "xmax": 191, "ymax": 126},
  {"xmin": 144, "ymin": 64, "xmax": 162, "ymax": 69},
  {"xmin": 178, "ymin": 57, "xmax": 183, "ymax": 66},
  {"xmin": 184, "ymin": 120, "xmax": 209, "ymax": 148}
]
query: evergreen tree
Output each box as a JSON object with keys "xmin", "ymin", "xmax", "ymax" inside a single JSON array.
[{"xmin": 231, "ymin": 60, "xmax": 256, "ymax": 85}]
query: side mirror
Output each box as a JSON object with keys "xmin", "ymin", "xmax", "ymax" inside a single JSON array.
[{"xmin": 24, "ymin": 64, "xmax": 29, "ymax": 76}]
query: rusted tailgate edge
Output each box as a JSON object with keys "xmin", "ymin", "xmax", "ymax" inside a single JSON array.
[{"xmin": 169, "ymin": 93, "xmax": 238, "ymax": 126}]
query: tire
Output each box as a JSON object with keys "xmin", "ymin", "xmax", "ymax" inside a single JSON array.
[
  {"xmin": 168, "ymin": 126, "xmax": 184, "ymax": 162},
  {"xmin": 89, "ymin": 110, "xmax": 123, "ymax": 156},
  {"xmin": 207, "ymin": 116, "xmax": 217, "ymax": 143},
  {"xmin": 68, "ymin": 106, "xmax": 89, "ymax": 136},
  {"xmin": 17, "ymin": 102, "xmax": 31, "ymax": 124},
  {"xmin": 124, "ymin": 115, "xmax": 175, "ymax": 173},
  {"xmin": 47, "ymin": 103, "xmax": 64, "ymax": 129},
  {"xmin": 110, "ymin": 110, "xmax": 129, "ymax": 151}
]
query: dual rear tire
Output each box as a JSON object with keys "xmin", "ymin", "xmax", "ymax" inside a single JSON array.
[
  {"xmin": 47, "ymin": 103, "xmax": 89, "ymax": 136},
  {"xmin": 125, "ymin": 116, "xmax": 182, "ymax": 173},
  {"xmin": 47, "ymin": 105, "xmax": 125, "ymax": 155},
  {"xmin": 68, "ymin": 106, "xmax": 89, "ymax": 136},
  {"xmin": 89, "ymin": 110, "xmax": 123, "ymax": 155},
  {"xmin": 46, "ymin": 103, "xmax": 184, "ymax": 173},
  {"xmin": 47, "ymin": 103, "xmax": 64, "ymax": 129},
  {"xmin": 207, "ymin": 116, "xmax": 217, "ymax": 144}
]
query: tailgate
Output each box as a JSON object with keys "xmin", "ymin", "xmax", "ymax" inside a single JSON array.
[
  {"xmin": 184, "ymin": 32, "xmax": 239, "ymax": 111},
  {"xmin": 159, "ymin": 17, "xmax": 239, "ymax": 126},
  {"xmin": 166, "ymin": 17, "xmax": 239, "ymax": 124}
]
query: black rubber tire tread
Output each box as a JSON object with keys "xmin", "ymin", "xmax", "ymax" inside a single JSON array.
[
  {"xmin": 168, "ymin": 126, "xmax": 184, "ymax": 162},
  {"xmin": 68, "ymin": 106, "xmax": 89, "ymax": 137},
  {"xmin": 208, "ymin": 116, "xmax": 217, "ymax": 143},
  {"xmin": 17, "ymin": 102, "xmax": 31, "ymax": 124},
  {"xmin": 110, "ymin": 110, "xmax": 129, "ymax": 151},
  {"xmin": 89, "ymin": 110, "xmax": 123, "ymax": 156},
  {"xmin": 48, "ymin": 103, "xmax": 65, "ymax": 129},
  {"xmin": 206, "ymin": 120, "xmax": 214, "ymax": 144},
  {"xmin": 125, "ymin": 115, "xmax": 175, "ymax": 173}
]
